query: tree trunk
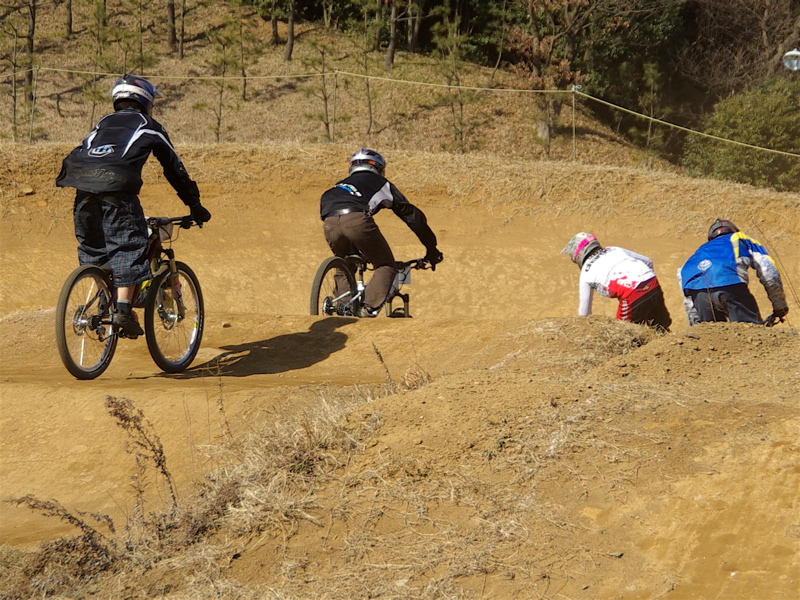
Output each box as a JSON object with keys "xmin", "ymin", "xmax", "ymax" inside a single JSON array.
[
  {"xmin": 178, "ymin": 0, "xmax": 186, "ymax": 59},
  {"xmin": 384, "ymin": 1, "xmax": 397, "ymax": 70},
  {"xmin": 373, "ymin": 0, "xmax": 383, "ymax": 51},
  {"xmin": 363, "ymin": 50, "xmax": 374, "ymax": 135},
  {"xmin": 409, "ymin": 0, "xmax": 425, "ymax": 52},
  {"xmin": 240, "ymin": 19, "xmax": 247, "ymax": 101},
  {"xmin": 167, "ymin": 0, "xmax": 177, "ymax": 51},
  {"xmin": 270, "ymin": 0, "xmax": 279, "ymax": 44},
  {"xmin": 65, "ymin": 0, "xmax": 72, "ymax": 38},
  {"xmin": 25, "ymin": 0, "xmax": 36, "ymax": 103},
  {"xmin": 284, "ymin": 0, "xmax": 295, "ymax": 61}
]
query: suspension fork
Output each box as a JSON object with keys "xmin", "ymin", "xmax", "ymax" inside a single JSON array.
[{"xmin": 163, "ymin": 248, "xmax": 186, "ymax": 319}]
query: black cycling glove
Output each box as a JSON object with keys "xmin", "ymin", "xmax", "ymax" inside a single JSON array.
[
  {"xmin": 190, "ymin": 202, "xmax": 211, "ymax": 225},
  {"xmin": 424, "ymin": 248, "xmax": 443, "ymax": 270}
]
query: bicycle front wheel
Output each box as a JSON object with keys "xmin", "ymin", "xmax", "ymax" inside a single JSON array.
[
  {"xmin": 310, "ymin": 257, "xmax": 357, "ymax": 316},
  {"xmin": 145, "ymin": 261, "xmax": 204, "ymax": 373},
  {"xmin": 55, "ymin": 265, "xmax": 118, "ymax": 380}
]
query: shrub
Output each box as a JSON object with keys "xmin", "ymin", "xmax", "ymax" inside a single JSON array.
[{"xmin": 683, "ymin": 78, "xmax": 800, "ymax": 191}]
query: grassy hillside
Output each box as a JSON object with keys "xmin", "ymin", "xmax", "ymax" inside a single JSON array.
[{"xmin": 1, "ymin": 2, "xmax": 671, "ymax": 169}]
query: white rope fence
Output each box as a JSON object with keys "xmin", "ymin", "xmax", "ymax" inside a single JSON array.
[{"xmin": 1, "ymin": 65, "xmax": 799, "ymax": 160}]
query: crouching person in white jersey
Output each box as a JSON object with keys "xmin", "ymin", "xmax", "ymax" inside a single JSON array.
[{"xmin": 562, "ymin": 233, "xmax": 672, "ymax": 332}]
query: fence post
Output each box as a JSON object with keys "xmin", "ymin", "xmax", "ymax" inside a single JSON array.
[
  {"xmin": 332, "ymin": 71, "xmax": 338, "ymax": 143},
  {"xmin": 29, "ymin": 66, "xmax": 40, "ymax": 144},
  {"xmin": 571, "ymin": 85, "xmax": 582, "ymax": 161}
]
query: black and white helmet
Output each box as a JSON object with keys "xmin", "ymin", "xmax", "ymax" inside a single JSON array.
[
  {"xmin": 707, "ymin": 219, "xmax": 739, "ymax": 241},
  {"xmin": 348, "ymin": 148, "xmax": 386, "ymax": 176},
  {"xmin": 111, "ymin": 74, "xmax": 161, "ymax": 114}
]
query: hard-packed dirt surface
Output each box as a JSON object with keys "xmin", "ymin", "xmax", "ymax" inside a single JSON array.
[{"xmin": 1, "ymin": 144, "xmax": 799, "ymax": 599}]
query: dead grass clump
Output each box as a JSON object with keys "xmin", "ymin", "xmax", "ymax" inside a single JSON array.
[
  {"xmin": 557, "ymin": 317, "xmax": 654, "ymax": 368},
  {"xmin": 401, "ymin": 361, "xmax": 433, "ymax": 390},
  {"xmin": 199, "ymin": 387, "xmax": 385, "ymax": 539},
  {"xmin": 1, "ymin": 497, "xmax": 119, "ymax": 599}
]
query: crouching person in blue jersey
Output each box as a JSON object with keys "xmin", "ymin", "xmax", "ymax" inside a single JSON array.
[
  {"xmin": 56, "ymin": 74, "xmax": 211, "ymax": 339},
  {"xmin": 679, "ymin": 219, "xmax": 788, "ymax": 325}
]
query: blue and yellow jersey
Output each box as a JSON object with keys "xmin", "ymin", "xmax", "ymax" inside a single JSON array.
[{"xmin": 680, "ymin": 232, "xmax": 780, "ymax": 291}]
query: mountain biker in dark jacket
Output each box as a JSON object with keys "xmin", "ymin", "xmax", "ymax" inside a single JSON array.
[
  {"xmin": 319, "ymin": 148, "xmax": 443, "ymax": 318},
  {"xmin": 56, "ymin": 74, "xmax": 211, "ymax": 338}
]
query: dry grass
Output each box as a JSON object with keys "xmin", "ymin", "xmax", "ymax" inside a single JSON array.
[
  {"xmin": 0, "ymin": 381, "xmax": 392, "ymax": 599},
  {"xmin": 5, "ymin": 319, "xmax": 795, "ymax": 599},
  {"xmin": 2, "ymin": 2, "xmax": 661, "ymax": 169}
]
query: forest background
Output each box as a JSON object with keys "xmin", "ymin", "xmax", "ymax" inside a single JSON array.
[{"xmin": 2, "ymin": 0, "xmax": 800, "ymax": 190}]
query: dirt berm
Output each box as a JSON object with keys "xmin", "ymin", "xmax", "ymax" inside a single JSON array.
[{"xmin": 1, "ymin": 144, "xmax": 798, "ymax": 599}]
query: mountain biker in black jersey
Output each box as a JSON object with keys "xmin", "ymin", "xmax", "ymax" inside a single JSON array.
[
  {"xmin": 319, "ymin": 148, "xmax": 443, "ymax": 318},
  {"xmin": 56, "ymin": 74, "xmax": 211, "ymax": 338}
]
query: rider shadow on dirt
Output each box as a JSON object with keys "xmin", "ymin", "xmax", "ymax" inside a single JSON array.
[{"xmin": 158, "ymin": 317, "xmax": 355, "ymax": 379}]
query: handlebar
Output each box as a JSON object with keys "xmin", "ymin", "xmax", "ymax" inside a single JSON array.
[
  {"xmin": 399, "ymin": 258, "xmax": 434, "ymax": 271},
  {"xmin": 347, "ymin": 254, "xmax": 436, "ymax": 272},
  {"xmin": 146, "ymin": 215, "xmax": 200, "ymax": 230}
]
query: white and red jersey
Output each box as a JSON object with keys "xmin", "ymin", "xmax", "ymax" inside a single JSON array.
[{"xmin": 578, "ymin": 247, "xmax": 657, "ymax": 316}]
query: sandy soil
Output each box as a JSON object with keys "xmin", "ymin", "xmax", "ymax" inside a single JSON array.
[{"xmin": 1, "ymin": 144, "xmax": 798, "ymax": 599}]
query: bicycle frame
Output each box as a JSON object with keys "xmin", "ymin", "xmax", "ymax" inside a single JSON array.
[
  {"xmin": 132, "ymin": 217, "xmax": 190, "ymax": 312},
  {"xmin": 346, "ymin": 255, "xmax": 422, "ymax": 317}
]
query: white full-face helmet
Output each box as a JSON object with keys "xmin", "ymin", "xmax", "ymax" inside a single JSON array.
[
  {"xmin": 348, "ymin": 148, "xmax": 386, "ymax": 176},
  {"xmin": 561, "ymin": 232, "xmax": 602, "ymax": 268}
]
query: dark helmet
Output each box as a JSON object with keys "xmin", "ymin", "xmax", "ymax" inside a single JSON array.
[
  {"xmin": 561, "ymin": 232, "xmax": 602, "ymax": 268},
  {"xmin": 111, "ymin": 74, "xmax": 161, "ymax": 114},
  {"xmin": 708, "ymin": 219, "xmax": 739, "ymax": 241},
  {"xmin": 348, "ymin": 148, "xmax": 386, "ymax": 176}
]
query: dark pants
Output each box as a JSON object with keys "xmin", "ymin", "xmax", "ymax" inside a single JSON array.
[
  {"xmin": 73, "ymin": 191, "xmax": 150, "ymax": 287},
  {"xmin": 323, "ymin": 212, "xmax": 396, "ymax": 309},
  {"xmin": 628, "ymin": 286, "xmax": 672, "ymax": 332},
  {"xmin": 688, "ymin": 284, "xmax": 762, "ymax": 324}
]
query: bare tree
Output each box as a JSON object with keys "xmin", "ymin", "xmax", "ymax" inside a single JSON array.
[
  {"xmin": 507, "ymin": 0, "xmax": 592, "ymax": 157},
  {"xmin": 302, "ymin": 40, "xmax": 335, "ymax": 141},
  {"xmin": 178, "ymin": 0, "xmax": 186, "ymax": 58},
  {"xmin": 65, "ymin": 0, "xmax": 73, "ymax": 38},
  {"xmin": 284, "ymin": 0, "xmax": 295, "ymax": 61},
  {"xmin": 677, "ymin": 0, "xmax": 800, "ymax": 97},
  {"xmin": 271, "ymin": 0, "xmax": 279, "ymax": 44},
  {"xmin": 384, "ymin": 0, "xmax": 398, "ymax": 70},
  {"xmin": 167, "ymin": 0, "xmax": 177, "ymax": 51},
  {"xmin": 406, "ymin": 0, "xmax": 427, "ymax": 52},
  {"xmin": 373, "ymin": 0, "xmax": 383, "ymax": 51},
  {"xmin": 2, "ymin": 25, "xmax": 22, "ymax": 140},
  {"xmin": 24, "ymin": 0, "xmax": 36, "ymax": 103}
]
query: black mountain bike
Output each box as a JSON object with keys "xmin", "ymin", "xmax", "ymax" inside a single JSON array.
[
  {"xmin": 55, "ymin": 216, "xmax": 204, "ymax": 380},
  {"xmin": 310, "ymin": 254, "xmax": 431, "ymax": 318}
]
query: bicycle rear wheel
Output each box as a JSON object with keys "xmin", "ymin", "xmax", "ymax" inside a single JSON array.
[
  {"xmin": 145, "ymin": 261, "xmax": 204, "ymax": 373},
  {"xmin": 310, "ymin": 256, "xmax": 357, "ymax": 316},
  {"xmin": 55, "ymin": 265, "xmax": 118, "ymax": 380}
]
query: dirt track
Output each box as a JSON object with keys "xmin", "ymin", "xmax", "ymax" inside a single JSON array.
[{"xmin": 1, "ymin": 144, "xmax": 799, "ymax": 599}]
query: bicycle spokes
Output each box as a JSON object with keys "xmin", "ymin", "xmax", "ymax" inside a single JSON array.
[
  {"xmin": 145, "ymin": 262, "xmax": 204, "ymax": 373},
  {"xmin": 56, "ymin": 265, "xmax": 118, "ymax": 379}
]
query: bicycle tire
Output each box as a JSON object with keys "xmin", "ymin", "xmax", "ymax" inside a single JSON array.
[
  {"xmin": 145, "ymin": 261, "xmax": 204, "ymax": 373},
  {"xmin": 310, "ymin": 256, "xmax": 357, "ymax": 316},
  {"xmin": 55, "ymin": 265, "xmax": 118, "ymax": 380}
]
